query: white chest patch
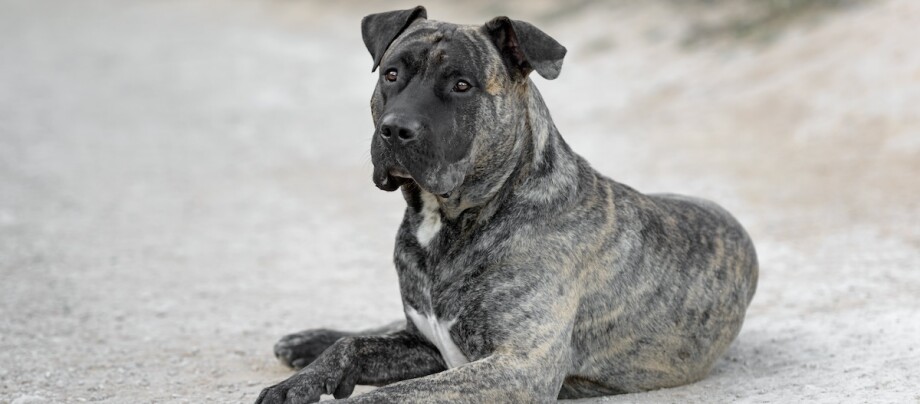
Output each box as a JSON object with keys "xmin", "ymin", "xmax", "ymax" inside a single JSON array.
[
  {"xmin": 415, "ymin": 192, "xmax": 442, "ymax": 248},
  {"xmin": 406, "ymin": 306, "xmax": 469, "ymax": 368}
]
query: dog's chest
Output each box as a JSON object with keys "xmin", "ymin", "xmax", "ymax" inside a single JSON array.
[
  {"xmin": 406, "ymin": 306, "xmax": 469, "ymax": 368},
  {"xmin": 401, "ymin": 190, "xmax": 479, "ymax": 368},
  {"xmin": 414, "ymin": 191, "xmax": 442, "ymax": 248}
]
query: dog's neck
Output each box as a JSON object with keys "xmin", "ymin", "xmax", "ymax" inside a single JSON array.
[
  {"xmin": 513, "ymin": 83, "xmax": 582, "ymax": 205},
  {"xmin": 423, "ymin": 80, "xmax": 582, "ymax": 226}
]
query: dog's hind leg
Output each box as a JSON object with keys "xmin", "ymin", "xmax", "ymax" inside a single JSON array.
[{"xmin": 273, "ymin": 320, "xmax": 404, "ymax": 369}]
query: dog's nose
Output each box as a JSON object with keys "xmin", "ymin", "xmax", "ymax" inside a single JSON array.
[{"xmin": 379, "ymin": 114, "xmax": 422, "ymax": 144}]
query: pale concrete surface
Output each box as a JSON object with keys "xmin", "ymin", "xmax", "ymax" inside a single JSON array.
[{"xmin": 1, "ymin": 1, "xmax": 918, "ymax": 403}]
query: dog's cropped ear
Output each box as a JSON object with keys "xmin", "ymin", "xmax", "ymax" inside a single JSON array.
[
  {"xmin": 361, "ymin": 6, "xmax": 427, "ymax": 72},
  {"xmin": 484, "ymin": 17, "xmax": 567, "ymax": 80}
]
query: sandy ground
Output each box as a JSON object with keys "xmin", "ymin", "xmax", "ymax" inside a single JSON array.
[{"xmin": 1, "ymin": 0, "xmax": 918, "ymax": 403}]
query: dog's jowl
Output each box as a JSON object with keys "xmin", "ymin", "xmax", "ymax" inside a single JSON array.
[{"xmin": 257, "ymin": 6, "xmax": 758, "ymax": 403}]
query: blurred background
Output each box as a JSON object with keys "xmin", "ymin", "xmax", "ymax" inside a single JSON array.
[{"xmin": 1, "ymin": 0, "xmax": 917, "ymax": 402}]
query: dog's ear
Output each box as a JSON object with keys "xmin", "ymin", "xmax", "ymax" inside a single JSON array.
[
  {"xmin": 361, "ymin": 6, "xmax": 427, "ymax": 72},
  {"xmin": 484, "ymin": 17, "xmax": 567, "ymax": 80}
]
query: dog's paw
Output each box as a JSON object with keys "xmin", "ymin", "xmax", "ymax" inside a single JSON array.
[
  {"xmin": 255, "ymin": 366, "xmax": 355, "ymax": 404},
  {"xmin": 254, "ymin": 372, "xmax": 324, "ymax": 404},
  {"xmin": 273, "ymin": 329, "xmax": 348, "ymax": 369}
]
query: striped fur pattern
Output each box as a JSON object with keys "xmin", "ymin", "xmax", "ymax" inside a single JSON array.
[{"xmin": 257, "ymin": 7, "xmax": 758, "ymax": 403}]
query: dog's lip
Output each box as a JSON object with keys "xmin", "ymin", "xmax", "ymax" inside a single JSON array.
[
  {"xmin": 382, "ymin": 165, "xmax": 455, "ymax": 198},
  {"xmin": 373, "ymin": 165, "xmax": 414, "ymax": 192},
  {"xmin": 388, "ymin": 167, "xmax": 413, "ymax": 179}
]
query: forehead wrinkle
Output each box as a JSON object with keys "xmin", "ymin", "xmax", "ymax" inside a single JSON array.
[
  {"xmin": 428, "ymin": 48, "xmax": 447, "ymax": 66},
  {"xmin": 431, "ymin": 30, "xmax": 480, "ymax": 73},
  {"xmin": 381, "ymin": 21, "xmax": 437, "ymax": 65},
  {"xmin": 384, "ymin": 23, "xmax": 490, "ymax": 82}
]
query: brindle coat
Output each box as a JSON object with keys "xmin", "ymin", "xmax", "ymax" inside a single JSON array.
[{"xmin": 257, "ymin": 6, "xmax": 758, "ymax": 403}]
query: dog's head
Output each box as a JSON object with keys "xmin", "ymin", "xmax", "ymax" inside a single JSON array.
[{"xmin": 362, "ymin": 6, "xmax": 566, "ymax": 198}]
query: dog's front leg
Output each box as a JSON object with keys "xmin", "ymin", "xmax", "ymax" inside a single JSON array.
[
  {"xmin": 274, "ymin": 321, "xmax": 405, "ymax": 369},
  {"xmin": 339, "ymin": 274, "xmax": 579, "ymax": 403},
  {"xmin": 341, "ymin": 350, "xmax": 571, "ymax": 404},
  {"xmin": 255, "ymin": 331, "xmax": 445, "ymax": 404}
]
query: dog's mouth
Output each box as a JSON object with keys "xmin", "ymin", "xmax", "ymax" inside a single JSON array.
[
  {"xmin": 370, "ymin": 128, "xmax": 469, "ymax": 198},
  {"xmin": 389, "ymin": 167, "xmax": 413, "ymax": 180},
  {"xmin": 373, "ymin": 165, "xmax": 455, "ymax": 198},
  {"xmin": 373, "ymin": 165, "xmax": 411, "ymax": 192}
]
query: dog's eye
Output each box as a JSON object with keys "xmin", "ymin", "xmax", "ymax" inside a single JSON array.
[
  {"xmin": 384, "ymin": 69, "xmax": 398, "ymax": 82},
  {"xmin": 453, "ymin": 80, "xmax": 471, "ymax": 93}
]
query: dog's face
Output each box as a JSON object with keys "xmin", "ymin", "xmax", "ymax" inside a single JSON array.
[
  {"xmin": 367, "ymin": 18, "xmax": 491, "ymax": 196},
  {"xmin": 362, "ymin": 7, "xmax": 566, "ymax": 197}
]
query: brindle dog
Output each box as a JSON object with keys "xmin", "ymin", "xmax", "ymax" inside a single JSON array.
[{"xmin": 256, "ymin": 6, "xmax": 758, "ymax": 403}]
